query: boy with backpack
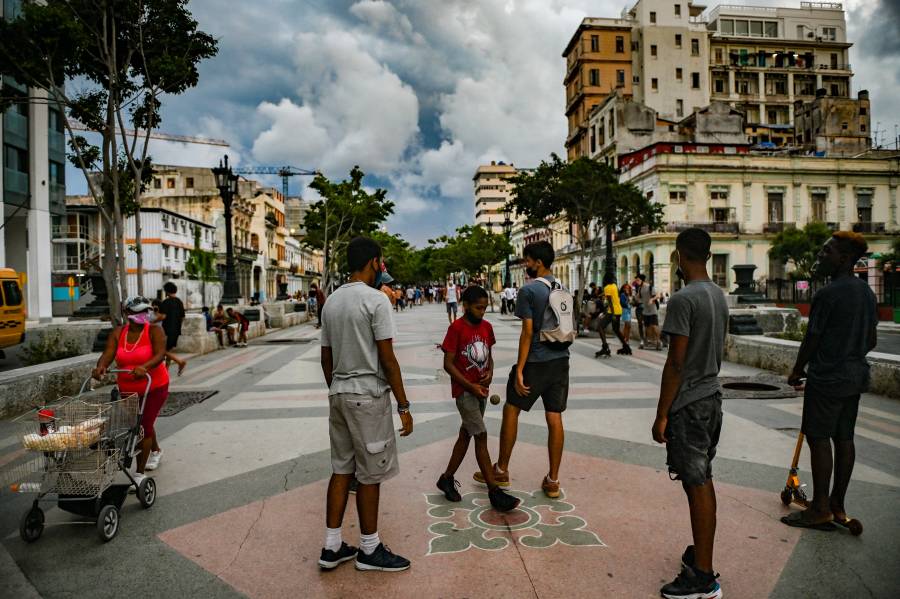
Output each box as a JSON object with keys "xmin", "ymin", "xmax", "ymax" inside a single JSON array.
[{"xmin": 473, "ymin": 241, "xmax": 574, "ymax": 498}]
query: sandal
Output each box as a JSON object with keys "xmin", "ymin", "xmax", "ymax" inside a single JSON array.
[{"xmin": 781, "ymin": 510, "xmax": 836, "ymax": 530}]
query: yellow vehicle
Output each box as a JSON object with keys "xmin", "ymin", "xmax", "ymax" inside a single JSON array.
[{"xmin": 0, "ymin": 268, "xmax": 26, "ymax": 354}]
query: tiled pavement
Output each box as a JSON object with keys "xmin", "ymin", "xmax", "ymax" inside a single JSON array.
[{"xmin": 1, "ymin": 304, "xmax": 899, "ymax": 598}]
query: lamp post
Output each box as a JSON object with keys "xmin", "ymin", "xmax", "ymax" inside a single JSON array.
[
  {"xmin": 212, "ymin": 155, "xmax": 242, "ymax": 304},
  {"xmin": 503, "ymin": 208, "xmax": 513, "ymax": 288}
]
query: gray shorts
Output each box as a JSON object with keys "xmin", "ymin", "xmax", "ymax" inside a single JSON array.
[
  {"xmin": 456, "ymin": 392, "xmax": 487, "ymax": 436},
  {"xmin": 329, "ymin": 392, "xmax": 399, "ymax": 485}
]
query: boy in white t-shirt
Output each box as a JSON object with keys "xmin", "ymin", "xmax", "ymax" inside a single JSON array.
[{"xmin": 445, "ymin": 281, "xmax": 459, "ymax": 323}]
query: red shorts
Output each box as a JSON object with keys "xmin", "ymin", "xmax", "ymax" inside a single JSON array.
[{"xmin": 139, "ymin": 384, "xmax": 169, "ymax": 437}]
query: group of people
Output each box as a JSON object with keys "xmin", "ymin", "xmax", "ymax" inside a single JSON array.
[
  {"xmin": 202, "ymin": 304, "xmax": 250, "ymax": 347},
  {"xmin": 315, "ymin": 228, "xmax": 876, "ymax": 599},
  {"xmin": 499, "ymin": 284, "xmax": 518, "ymax": 315},
  {"xmin": 580, "ymin": 272, "xmax": 666, "ymax": 357}
]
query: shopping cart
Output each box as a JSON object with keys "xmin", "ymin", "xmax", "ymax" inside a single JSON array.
[{"xmin": 1, "ymin": 369, "xmax": 158, "ymax": 543}]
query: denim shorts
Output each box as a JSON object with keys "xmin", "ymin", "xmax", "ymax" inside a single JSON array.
[{"xmin": 665, "ymin": 393, "xmax": 723, "ymax": 487}]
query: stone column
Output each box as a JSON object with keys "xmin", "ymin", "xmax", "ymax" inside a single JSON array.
[
  {"xmin": 728, "ymin": 70, "xmax": 736, "ymax": 100},
  {"xmin": 890, "ymin": 184, "xmax": 898, "ymax": 227},
  {"xmin": 758, "ymin": 71, "xmax": 765, "ymax": 101},
  {"xmin": 27, "ymin": 88, "xmax": 53, "ymax": 322}
]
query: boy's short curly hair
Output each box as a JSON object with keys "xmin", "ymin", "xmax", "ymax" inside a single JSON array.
[
  {"xmin": 461, "ymin": 285, "xmax": 488, "ymax": 304},
  {"xmin": 831, "ymin": 231, "xmax": 868, "ymax": 262}
]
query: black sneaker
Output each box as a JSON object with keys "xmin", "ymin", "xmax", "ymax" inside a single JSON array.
[
  {"xmin": 349, "ymin": 478, "xmax": 358, "ymax": 494},
  {"xmin": 489, "ymin": 487, "xmax": 521, "ymax": 512},
  {"xmin": 660, "ymin": 567, "xmax": 721, "ymax": 599},
  {"xmin": 681, "ymin": 545, "xmax": 696, "ymax": 571},
  {"xmin": 318, "ymin": 542, "xmax": 357, "ymax": 570},
  {"xmin": 436, "ymin": 474, "xmax": 462, "ymax": 502},
  {"xmin": 355, "ymin": 543, "xmax": 411, "ymax": 572}
]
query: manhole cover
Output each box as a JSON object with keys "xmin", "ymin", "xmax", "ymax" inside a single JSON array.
[
  {"xmin": 265, "ymin": 338, "xmax": 314, "ymax": 344},
  {"xmin": 719, "ymin": 377, "xmax": 797, "ymax": 400},
  {"xmin": 159, "ymin": 390, "xmax": 218, "ymax": 416}
]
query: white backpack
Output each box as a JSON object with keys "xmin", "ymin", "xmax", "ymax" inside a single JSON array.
[{"xmin": 536, "ymin": 278, "xmax": 576, "ymax": 349}]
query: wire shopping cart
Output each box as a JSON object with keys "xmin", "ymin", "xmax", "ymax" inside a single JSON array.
[{"xmin": 1, "ymin": 369, "xmax": 157, "ymax": 543}]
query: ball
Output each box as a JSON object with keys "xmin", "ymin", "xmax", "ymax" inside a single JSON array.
[{"xmin": 489, "ymin": 394, "xmax": 501, "ymax": 405}]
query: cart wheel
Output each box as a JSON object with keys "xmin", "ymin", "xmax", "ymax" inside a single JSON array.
[
  {"xmin": 846, "ymin": 519, "xmax": 863, "ymax": 536},
  {"xmin": 97, "ymin": 505, "xmax": 119, "ymax": 542},
  {"xmin": 780, "ymin": 487, "xmax": 793, "ymax": 506},
  {"xmin": 137, "ymin": 477, "xmax": 156, "ymax": 509},
  {"xmin": 19, "ymin": 507, "xmax": 44, "ymax": 543}
]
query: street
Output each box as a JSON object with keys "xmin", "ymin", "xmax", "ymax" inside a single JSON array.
[{"xmin": 1, "ymin": 304, "xmax": 899, "ymax": 598}]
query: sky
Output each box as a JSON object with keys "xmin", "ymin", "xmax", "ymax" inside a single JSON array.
[{"xmin": 67, "ymin": 0, "xmax": 900, "ymax": 246}]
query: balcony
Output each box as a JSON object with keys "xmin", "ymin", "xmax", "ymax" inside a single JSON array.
[
  {"xmin": 3, "ymin": 168, "xmax": 29, "ymax": 198},
  {"xmin": 852, "ymin": 222, "xmax": 886, "ymax": 234},
  {"xmin": 763, "ymin": 222, "xmax": 788, "ymax": 234},
  {"xmin": 52, "ymin": 224, "xmax": 89, "ymax": 240},
  {"xmin": 667, "ymin": 222, "xmax": 740, "ymax": 234}
]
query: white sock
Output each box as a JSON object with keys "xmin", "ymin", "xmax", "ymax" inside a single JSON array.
[
  {"xmin": 324, "ymin": 527, "xmax": 342, "ymax": 552},
  {"xmin": 360, "ymin": 532, "xmax": 380, "ymax": 555}
]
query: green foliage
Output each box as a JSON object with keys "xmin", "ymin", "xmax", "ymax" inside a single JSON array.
[
  {"xmin": 21, "ymin": 331, "xmax": 82, "ymax": 366},
  {"xmin": 775, "ymin": 321, "xmax": 808, "ymax": 342},
  {"xmin": 185, "ymin": 228, "xmax": 219, "ymax": 282},
  {"xmin": 768, "ymin": 222, "xmax": 832, "ymax": 280},
  {"xmin": 303, "ymin": 167, "xmax": 395, "ymax": 285},
  {"xmin": 372, "ymin": 231, "xmax": 419, "ymax": 284},
  {"xmin": 427, "ymin": 225, "xmax": 513, "ymax": 282}
]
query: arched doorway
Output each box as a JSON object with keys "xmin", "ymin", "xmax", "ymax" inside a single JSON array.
[
  {"xmin": 632, "ymin": 253, "xmax": 641, "ymax": 280},
  {"xmin": 670, "ymin": 251, "xmax": 683, "ymax": 292},
  {"xmin": 645, "ymin": 251, "xmax": 655, "ymax": 284},
  {"xmin": 619, "ymin": 255, "xmax": 628, "ymax": 284}
]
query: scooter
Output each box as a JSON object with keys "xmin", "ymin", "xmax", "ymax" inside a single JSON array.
[{"xmin": 780, "ymin": 431, "xmax": 863, "ymax": 536}]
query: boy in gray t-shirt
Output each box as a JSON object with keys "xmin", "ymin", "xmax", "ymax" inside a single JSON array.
[{"xmin": 652, "ymin": 229, "xmax": 727, "ymax": 599}]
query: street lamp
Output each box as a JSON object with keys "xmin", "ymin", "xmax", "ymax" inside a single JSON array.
[
  {"xmin": 212, "ymin": 155, "xmax": 242, "ymax": 304},
  {"xmin": 503, "ymin": 207, "xmax": 513, "ymax": 288}
]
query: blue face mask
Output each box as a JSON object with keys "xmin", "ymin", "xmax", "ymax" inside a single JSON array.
[{"xmin": 372, "ymin": 261, "xmax": 383, "ymax": 289}]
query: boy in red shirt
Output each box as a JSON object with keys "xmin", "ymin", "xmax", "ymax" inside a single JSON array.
[{"xmin": 437, "ymin": 286, "xmax": 519, "ymax": 512}]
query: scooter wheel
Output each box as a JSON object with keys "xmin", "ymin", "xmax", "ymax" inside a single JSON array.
[
  {"xmin": 780, "ymin": 488, "xmax": 793, "ymax": 506},
  {"xmin": 846, "ymin": 519, "xmax": 863, "ymax": 536}
]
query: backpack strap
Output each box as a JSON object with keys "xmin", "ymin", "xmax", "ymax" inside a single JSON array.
[{"xmin": 536, "ymin": 277, "xmax": 560, "ymax": 290}]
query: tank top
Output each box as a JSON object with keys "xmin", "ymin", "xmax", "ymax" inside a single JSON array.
[{"xmin": 115, "ymin": 323, "xmax": 170, "ymax": 394}]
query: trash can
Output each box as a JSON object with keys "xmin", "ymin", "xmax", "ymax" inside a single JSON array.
[{"xmin": 893, "ymin": 308, "xmax": 900, "ymax": 324}]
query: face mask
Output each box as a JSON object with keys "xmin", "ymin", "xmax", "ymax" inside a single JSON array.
[
  {"xmin": 525, "ymin": 267, "xmax": 538, "ymax": 279},
  {"xmin": 371, "ymin": 261, "xmax": 383, "ymax": 289},
  {"xmin": 127, "ymin": 312, "xmax": 152, "ymax": 325},
  {"xmin": 464, "ymin": 312, "xmax": 483, "ymax": 325}
]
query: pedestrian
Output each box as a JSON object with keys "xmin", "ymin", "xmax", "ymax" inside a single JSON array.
[
  {"xmin": 784, "ymin": 232, "xmax": 876, "ymax": 531},
  {"xmin": 406, "ymin": 285, "xmax": 415, "ymax": 308},
  {"xmin": 437, "ymin": 285, "xmax": 520, "ymax": 511},
  {"xmin": 211, "ymin": 304, "xmax": 228, "ymax": 347},
  {"xmin": 311, "ymin": 283, "xmax": 326, "ymax": 329},
  {"xmin": 445, "ymin": 279, "xmax": 459, "ymax": 324},
  {"xmin": 651, "ymin": 228, "xmax": 728, "ymax": 599},
  {"xmin": 226, "ymin": 307, "xmax": 249, "ymax": 347},
  {"xmin": 595, "ymin": 273, "xmax": 631, "ymax": 357},
  {"xmin": 157, "ymin": 282, "xmax": 187, "ymax": 374},
  {"xmin": 92, "ymin": 296, "xmax": 170, "ymax": 479},
  {"xmin": 151, "ymin": 298, "xmax": 188, "ymax": 375},
  {"xmin": 632, "ymin": 276, "xmax": 646, "ymax": 345},
  {"xmin": 318, "ymin": 237, "xmax": 413, "ymax": 572},
  {"xmin": 620, "ymin": 283, "xmax": 633, "ymax": 343},
  {"xmin": 637, "ymin": 273, "xmax": 662, "ymax": 350},
  {"xmin": 510, "ymin": 283, "xmax": 518, "ymax": 312},
  {"xmin": 474, "ymin": 241, "xmax": 570, "ymax": 499}
]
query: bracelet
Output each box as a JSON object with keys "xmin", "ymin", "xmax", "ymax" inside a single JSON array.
[{"xmin": 397, "ymin": 403, "xmax": 410, "ymax": 415}]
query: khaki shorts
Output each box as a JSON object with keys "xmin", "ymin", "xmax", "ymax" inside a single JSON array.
[
  {"xmin": 456, "ymin": 391, "xmax": 487, "ymax": 436},
  {"xmin": 329, "ymin": 392, "xmax": 399, "ymax": 485}
]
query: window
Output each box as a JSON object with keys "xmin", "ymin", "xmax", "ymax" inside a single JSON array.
[
  {"xmin": 842, "ymin": 122, "xmax": 849, "ymax": 130},
  {"xmin": 49, "ymin": 161, "xmax": 64, "ymax": 184},
  {"xmin": 691, "ymin": 38, "xmax": 699, "ymax": 56},
  {"xmin": 590, "ymin": 35, "xmax": 599, "ymax": 52},
  {"xmin": 857, "ymin": 190, "xmax": 873, "ymax": 223},
  {"xmin": 163, "ymin": 245, "xmax": 169, "ymax": 258},
  {"xmin": 669, "ymin": 186, "xmax": 687, "ymax": 202},
  {"xmin": 674, "ymin": 4, "xmax": 681, "ymax": 17},
  {"xmin": 691, "ymin": 72, "xmax": 700, "ymax": 89},
  {"xmin": 631, "ymin": 41, "xmax": 639, "ymax": 51},
  {"xmin": 186, "ymin": 177, "xmax": 194, "ymax": 188},
  {"xmin": 2, "ymin": 281, "xmax": 23, "ymax": 306},
  {"xmin": 589, "ymin": 69, "xmax": 600, "ymax": 86},
  {"xmin": 822, "ymin": 27, "xmax": 836, "ymax": 41},
  {"xmin": 712, "ymin": 208, "xmax": 730, "ymax": 222},
  {"xmin": 811, "ymin": 192, "xmax": 827, "ymax": 222},
  {"xmin": 830, "ymin": 83, "xmax": 840, "ymax": 96},
  {"xmin": 153, "ymin": 178, "xmax": 162, "ymax": 189},
  {"xmin": 609, "ymin": 113, "xmax": 616, "ymax": 136},
  {"xmin": 590, "ymin": 126, "xmax": 596, "ymax": 154},
  {"xmin": 633, "ymin": 74, "xmax": 641, "ymax": 84},
  {"xmin": 797, "ymin": 25, "xmax": 805, "ymax": 38},
  {"xmin": 675, "ymin": 34, "xmax": 682, "ymax": 48},
  {"xmin": 735, "ymin": 20, "xmax": 749, "ymax": 36},
  {"xmin": 166, "ymin": 178, "xmax": 175, "ymax": 189},
  {"xmin": 860, "ymin": 106, "xmax": 867, "ymax": 116},
  {"xmin": 710, "ymin": 186, "xmax": 729, "ymax": 201},
  {"xmin": 721, "ymin": 19, "xmax": 734, "ymax": 35},
  {"xmin": 616, "ymin": 69, "xmax": 625, "ymax": 86},
  {"xmin": 676, "ymin": 99, "xmax": 684, "ymax": 117},
  {"xmin": 750, "ymin": 21, "xmax": 763, "ymax": 36},
  {"xmin": 615, "ymin": 36, "xmax": 624, "ymax": 53},
  {"xmin": 651, "ymin": 44, "xmax": 658, "ymax": 57},
  {"xmin": 676, "ymin": 68, "xmax": 683, "ymax": 80},
  {"xmin": 830, "ymin": 53, "xmax": 838, "ymax": 68},
  {"xmin": 714, "ymin": 48, "xmax": 723, "ymax": 64},
  {"xmin": 768, "ymin": 192, "xmax": 784, "ymax": 223},
  {"xmin": 652, "ymin": 78, "xmax": 659, "ymax": 91},
  {"xmin": 650, "ymin": 11, "xmax": 656, "ymax": 23},
  {"xmin": 712, "ymin": 255, "xmax": 728, "ymax": 287},
  {"xmin": 768, "ymin": 110, "xmax": 778, "ymax": 124},
  {"xmin": 714, "ymin": 78, "xmax": 725, "ymax": 93},
  {"xmin": 860, "ymin": 124, "xmax": 867, "ymax": 132},
  {"xmin": 765, "ymin": 21, "xmax": 778, "ymax": 37}
]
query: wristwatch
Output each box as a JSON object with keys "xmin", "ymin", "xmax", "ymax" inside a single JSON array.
[{"xmin": 397, "ymin": 403, "xmax": 411, "ymax": 415}]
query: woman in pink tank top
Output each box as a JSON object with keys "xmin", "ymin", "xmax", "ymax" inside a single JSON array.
[{"xmin": 93, "ymin": 296, "xmax": 170, "ymax": 483}]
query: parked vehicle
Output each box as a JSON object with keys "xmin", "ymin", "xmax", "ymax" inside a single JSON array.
[{"xmin": 0, "ymin": 268, "xmax": 26, "ymax": 357}]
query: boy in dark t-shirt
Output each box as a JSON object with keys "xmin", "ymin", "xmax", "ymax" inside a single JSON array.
[{"xmin": 437, "ymin": 286, "xmax": 519, "ymax": 512}]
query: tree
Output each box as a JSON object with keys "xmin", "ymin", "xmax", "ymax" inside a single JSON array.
[
  {"xmin": 509, "ymin": 154, "xmax": 664, "ymax": 312},
  {"xmin": 0, "ymin": 0, "xmax": 217, "ymax": 322},
  {"xmin": 768, "ymin": 222, "xmax": 832, "ymax": 280},
  {"xmin": 185, "ymin": 227, "xmax": 219, "ymax": 305},
  {"xmin": 303, "ymin": 167, "xmax": 394, "ymax": 291},
  {"xmin": 426, "ymin": 225, "xmax": 513, "ymax": 309}
]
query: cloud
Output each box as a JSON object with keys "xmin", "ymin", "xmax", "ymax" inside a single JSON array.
[{"xmin": 350, "ymin": 1, "xmax": 425, "ymax": 44}]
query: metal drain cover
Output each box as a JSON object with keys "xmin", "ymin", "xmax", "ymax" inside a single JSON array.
[
  {"xmin": 719, "ymin": 377, "xmax": 798, "ymax": 400},
  {"xmin": 159, "ymin": 390, "xmax": 218, "ymax": 416}
]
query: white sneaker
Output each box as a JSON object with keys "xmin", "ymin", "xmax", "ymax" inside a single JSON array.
[
  {"xmin": 129, "ymin": 472, "xmax": 146, "ymax": 493},
  {"xmin": 145, "ymin": 450, "xmax": 163, "ymax": 471}
]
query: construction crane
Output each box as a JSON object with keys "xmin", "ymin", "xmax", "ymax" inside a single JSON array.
[
  {"xmin": 232, "ymin": 166, "xmax": 319, "ymax": 199},
  {"xmin": 67, "ymin": 121, "xmax": 230, "ymax": 147}
]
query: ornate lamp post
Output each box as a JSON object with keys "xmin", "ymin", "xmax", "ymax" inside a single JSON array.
[
  {"xmin": 212, "ymin": 155, "xmax": 242, "ymax": 304},
  {"xmin": 503, "ymin": 207, "xmax": 513, "ymax": 288}
]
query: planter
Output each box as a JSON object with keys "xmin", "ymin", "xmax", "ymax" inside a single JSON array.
[{"xmin": 894, "ymin": 308, "xmax": 900, "ymax": 324}]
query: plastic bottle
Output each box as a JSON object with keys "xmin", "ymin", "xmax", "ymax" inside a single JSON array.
[{"xmin": 11, "ymin": 482, "xmax": 41, "ymax": 493}]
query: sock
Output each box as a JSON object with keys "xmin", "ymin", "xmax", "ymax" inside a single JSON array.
[
  {"xmin": 324, "ymin": 527, "xmax": 342, "ymax": 552},
  {"xmin": 546, "ymin": 475, "xmax": 558, "ymax": 483},
  {"xmin": 360, "ymin": 532, "xmax": 380, "ymax": 555}
]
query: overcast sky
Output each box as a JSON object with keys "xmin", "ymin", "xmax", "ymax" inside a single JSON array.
[{"xmin": 69, "ymin": 0, "xmax": 900, "ymax": 246}]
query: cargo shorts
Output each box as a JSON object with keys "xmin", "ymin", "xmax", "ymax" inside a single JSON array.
[
  {"xmin": 456, "ymin": 391, "xmax": 487, "ymax": 436},
  {"xmin": 329, "ymin": 391, "xmax": 399, "ymax": 485},
  {"xmin": 665, "ymin": 393, "xmax": 723, "ymax": 487}
]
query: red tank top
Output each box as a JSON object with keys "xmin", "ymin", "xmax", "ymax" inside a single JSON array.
[{"xmin": 115, "ymin": 323, "xmax": 170, "ymax": 394}]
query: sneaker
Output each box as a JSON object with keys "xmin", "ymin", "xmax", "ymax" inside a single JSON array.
[
  {"xmin": 542, "ymin": 475, "xmax": 560, "ymax": 499},
  {"xmin": 681, "ymin": 545, "xmax": 696, "ymax": 571},
  {"xmin": 145, "ymin": 450, "xmax": 163, "ymax": 471},
  {"xmin": 318, "ymin": 542, "xmax": 358, "ymax": 570},
  {"xmin": 349, "ymin": 478, "xmax": 359, "ymax": 494},
  {"xmin": 660, "ymin": 568, "xmax": 722, "ymax": 599},
  {"xmin": 128, "ymin": 472, "xmax": 146, "ymax": 494},
  {"xmin": 473, "ymin": 463, "xmax": 510, "ymax": 487},
  {"xmin": 489, "ymin": 487, "xmax": 520, "ymax": 512},
  {"xmin": 355, "ymin": 543, "xmax": 411, "ymax": 572},
  {"xmin": 436, "ymin": 474, "xmax": 462, "ymax": 502}
]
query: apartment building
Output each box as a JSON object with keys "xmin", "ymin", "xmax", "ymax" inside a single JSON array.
[
  {"xmin": 562, "ymin": 19, "xmax": 633, "ymax": 161},
  {"xmin": 794, "ymin": 89, "xmax": 871, "ymax": 155},
  {"xmin": 1, "ymin": 0, "xmax": 65, "ymax": 321},
  {"xmin": 707, "ymin": 2, "xmax": 853, "ymax": 135},
  {"xmin": 473, "ymin": 161, "xmax": 519, "ymax": 232}
]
